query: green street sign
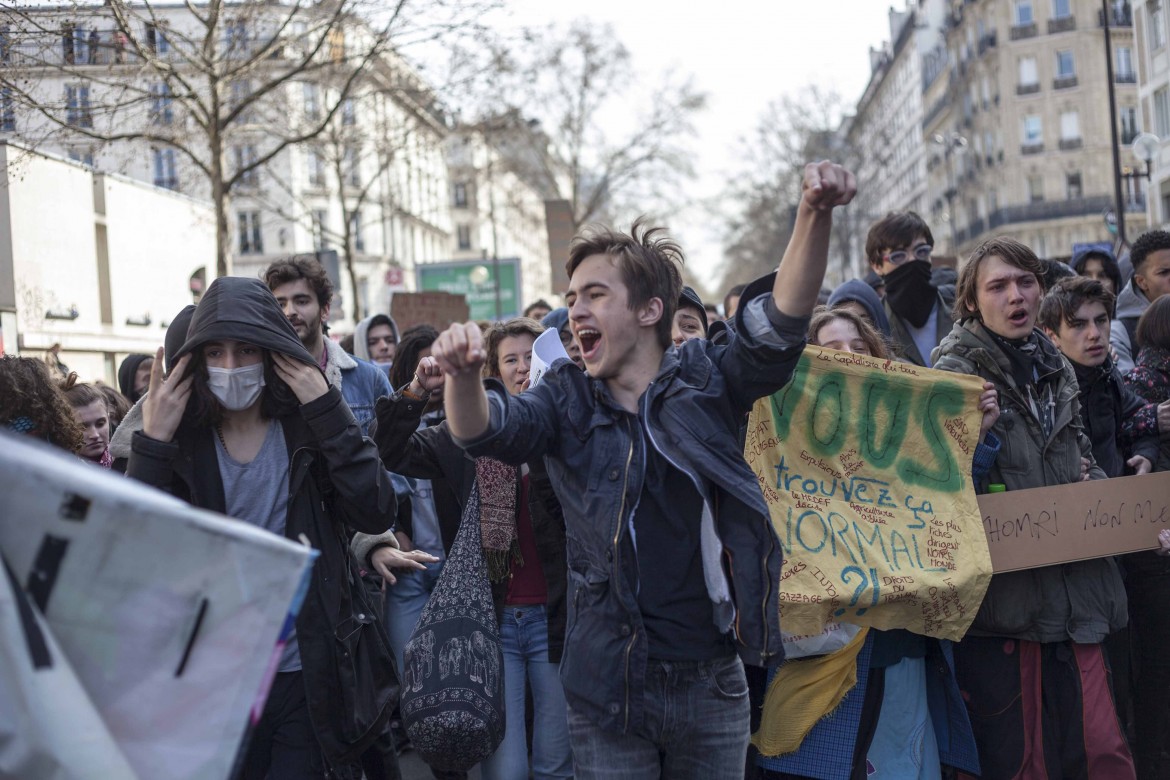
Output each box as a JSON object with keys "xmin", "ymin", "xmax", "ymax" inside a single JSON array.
[{"xmin": 416, "ymin": 259, "xmax": 521, "ymax": 321}]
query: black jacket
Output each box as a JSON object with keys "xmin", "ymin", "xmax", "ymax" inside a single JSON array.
[
  {"xmin": 1072, "ymin": 358, "xmax": 1161, "ymax": 478},
  {"xmin": 373, "ymin": 391, "xmax": 570, "ymax": 664},
  {"xmin": 123, "ymin": 277, "xmax": 399, "ymax": 776}
]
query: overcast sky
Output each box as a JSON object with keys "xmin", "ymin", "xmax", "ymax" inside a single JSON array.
[{"xmin": 481, "ymin": 0, "xmax": 900, "ymax": 292}]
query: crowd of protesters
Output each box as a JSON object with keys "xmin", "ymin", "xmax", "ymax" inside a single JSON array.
[{"xmin": 2, "ymin": 159, "xmax": 1170, "ymax": 780}]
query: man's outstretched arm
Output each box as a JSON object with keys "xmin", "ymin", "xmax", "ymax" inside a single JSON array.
[
  {"xmin": 772, "ymin": 161, "xmax": 856, "ymax": 317},
  {"xmin": 430, "ymin": 322, "xmax": 490, "ymax": 441}
]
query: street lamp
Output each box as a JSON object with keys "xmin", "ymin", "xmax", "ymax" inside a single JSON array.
[{"xmin": 1129, "ymin": 131, "xmax": 1159, "ymax": 228}]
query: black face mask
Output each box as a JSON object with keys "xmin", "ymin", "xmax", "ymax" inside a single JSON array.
[{"xmin": 883, "ymin": 261, "xmax": 936, "ymax": 328}]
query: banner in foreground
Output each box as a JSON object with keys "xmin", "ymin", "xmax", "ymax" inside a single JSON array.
[
  {"xmin": 745, "ymin": 348, "xmax": 993, "ymax": 642},
  {"xmin": 0, "ymin": 433, "xmax": 316, "ymax": 780}
]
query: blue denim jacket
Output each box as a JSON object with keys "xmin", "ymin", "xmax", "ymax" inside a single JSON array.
[{"xmin": 460, "ymin": 276, "xmax": 806, "ymax": 736}]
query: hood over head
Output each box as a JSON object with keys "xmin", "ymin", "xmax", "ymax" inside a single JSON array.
[
  {"xmin": 541, "ymin": 307, "xmax": 571, "ymax": 335},
  {"xmin": 678, "ymin": 286, "xmax": 709, "ymax": 335},
  {"xmin": 828, "ymin": 278, "xmax": 892, "ymax": 337},
  {"xmin": 174, "ymin": 277, "xmax": 316, "ymax": 368},
  {"xmin": 117, "ymin": 353, "xmax": 152, "ymax": 402},
  {"xmin": 1116, "ymin": 279, "xmax": 1152, "ymax": 320},
  {"xmin": 352, "ymin": 313, "xmax": 399, "ymax": 363},
  {"xmin": 164, "ymin": 305, "xmax": 197, "ymax": 373}
]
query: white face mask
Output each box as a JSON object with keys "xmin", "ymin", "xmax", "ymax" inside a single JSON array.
[{"xmin": 206, "ymin": 363, "xmax": 266, "ymax": 411}]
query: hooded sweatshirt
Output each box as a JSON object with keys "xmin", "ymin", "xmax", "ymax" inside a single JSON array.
[
  {"xmin": 1110, "ymin": 280, "xmax": 1153, "ymax": 374},
  {"xmin": 352, "ymin": 313, "xmax": 399, "ymax": 367},
  {"xmin": 174, "ymin": 277, "xmax": 317, "ymax": 368},
  {"xmin": 117, "ymin": 353, "xmax": 152, "ymax": 404},
  {"xmin": 828, "ymin": 279, "xmax": 892, "ymax": 337}
]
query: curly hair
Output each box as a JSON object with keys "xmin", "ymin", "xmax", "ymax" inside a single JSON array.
[
  {"xmin": 0, "ymin": 356, "xmax": 84, "ymax": 452},
  {"xmin": 483, "ymin": 317, "xmax": 545, "ymax": 380}
]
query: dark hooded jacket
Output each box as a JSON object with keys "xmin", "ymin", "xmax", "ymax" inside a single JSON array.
[
  {"xmin": 828, "ymin": 278, "xmax": 892, "ymax": 336},
  {"xmin": 117, "ymin": 353, "xmax": 152, "ymax": 403},
  {"xmin": 123, "ymin": 277, "xmax": 398, "ymax": 776},
  {"xmin": 1070, "ymin": 356, "xmax": 1160, "ymax": 478}
]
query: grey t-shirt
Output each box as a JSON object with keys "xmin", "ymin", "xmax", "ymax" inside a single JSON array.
[{"xmin": 215, "ymin": 420, "xmax": 299, "ymax": 671}]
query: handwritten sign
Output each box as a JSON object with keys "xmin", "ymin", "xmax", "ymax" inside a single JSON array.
[
  {"xmin": 978, "ymin": 471, "xmax": 1170, "ymax": 572},
  {"xmin": 390, "ymin": 291, "xmax": 470, "ymax": 332},
  {"xmin": 745, "ymin": 347, "xmax": 993, "ymax": 642}
]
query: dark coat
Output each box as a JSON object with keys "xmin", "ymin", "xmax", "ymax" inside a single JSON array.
[
  {"xmin": 459, "ymin": 273, "xmax": 802, "ymax": 736},
  {"xmin": 1072, "ymin": 358, "xmax": 1160, "ymax": 477},
  {"xmin": 933, "ymin": 320, "xmax": 1127, "ymax": 643},
  {"xmin": 373, "ymin": 392, "xmax": 570, "ymax": 664},
  {"xmin": 123, "ymin": 277, "xmax": 399, "ymax": 776}
]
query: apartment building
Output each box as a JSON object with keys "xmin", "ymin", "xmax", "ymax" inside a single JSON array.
[{"xmin": 1134, "ymin": 0, "xmax": 1170, "ymax": 228}]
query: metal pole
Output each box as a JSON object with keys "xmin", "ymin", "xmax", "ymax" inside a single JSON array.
[{"xmin": 1103, "ymin": 0, "xmax": 1128, "ymax": 247}]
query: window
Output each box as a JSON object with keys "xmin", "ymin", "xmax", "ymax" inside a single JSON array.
[
  {"xmin": 456, "ymin": 224, "xmax": 471, "ymax": 250},
  {"xmin": 453, "ymin": 182, "xmax": 468, "ymax": 208},
  {"xmin": 0, "ymin": 87, "xmax": 13, "ymax": 132},
  {"xmin": 1060, "ymin": 111, "xmax": 1080, "ymax": 140},
  {"xmin": 312, "ymin": 210, "xmax": 329, "ymax": 250},
  {"xmin": 1056, "ymin": 50, "xmax": 1075, "ymax": 78},
  {"xmin": 65, "ymin": 84, "xmax": 92, "ymax": 128},
  {"xmin": 144, "ymin": 23, "xmax": 169, "ymax": 53},
  {"xmin": 67, "ymin": 148, "xmax": 94, "ymax": 167},
  {"xmin": 1156, "ymin": 88, "xmax": 1170, "ymax": 137},
  {"xmin": 1019, "ymin": 56, "xmax": 1038, "ymax": 86},
  {"xmin": 1121, "ymin": 105, "xmax": 1140, "ymax": 143},
  {"xmin": 1028, "ymin": 175, "xmax": 1044, "ymax": 203},
  {"xmin": 153, "ymin": 147, "xmax": 178, "ymax": 190},
  {"xmin": 228, "ymin": 79, "xmax": 255, "ymax": 124},
  {"xmin": 1022, "ymin": 114, "xmax": 1043, "ymax": 144},
  {"xmin": 1015, "ymin": 0, "xmax": 1034, "ymax": 25},
  {"xmin": 233, "ymin": 144, "xmax": 258, "ymax": 186},
  {"xmin": 238, "ymin": 211, "xmax": 262, "ymax": 254},
  {"xmin": 224, "ymin": 20, "xmax": 248, "ymax": 54},
  {"xmin": 348, "ymin": 210, "xmax": 364, "ymax": 252},
  {"xmin": 306, "ymin": 148, "xmax": 325, "ymax": 187},
  {"xmin": 344, "ymin": 145, "xmax": 360, "ymax": 187},
  {"xmin": 303, "ymin": 82, "xmax": 320, "ymax": 121},
  {"xmin": 1052, "ymin": 0, "xmax": 1071, "ymax": 17},
  {"xmin": 1066, "ymin": 172, "xmax": 1083, "ymax": 199},
  {"xmin": 341, "ymin": 98, "xmax": 356, "ymax": 126},
  {"xmin": 149, "ymin": 83, "xmax": 173, "ymax": 125},
  {"xmin": 1151, "ymin": 2, "xmax": 1166, "ymax": 50},
  {"xmin": 1117, "ymin": 46, "xmax": 1134, "ymax": 78}
]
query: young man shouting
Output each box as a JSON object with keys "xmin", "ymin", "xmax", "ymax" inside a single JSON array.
[{"xmin": 427, "ymin": 162, "xmax": 855, "ymax": 779}]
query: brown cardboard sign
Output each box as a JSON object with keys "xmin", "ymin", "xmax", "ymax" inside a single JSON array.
[
  {"xmin": 390, "ymin": 291, "xmax": 470, "ymax": 333},
  {"xmin": 977, "ymin": 471, "xmax": 1170, "ymax": 573}
]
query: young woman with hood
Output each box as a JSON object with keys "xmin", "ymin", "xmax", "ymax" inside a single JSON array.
[{"xmin": 123, "ymin": 276, "xmax": 415, "ymax": 780}]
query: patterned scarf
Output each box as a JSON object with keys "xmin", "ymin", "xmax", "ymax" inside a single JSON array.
[
  {"xmin": 474, "ymin": 457, "xmax": 522, "ymax": 583},
  {"xmin": 96, "ymin": 448, "xmax": 114, "ymax": 469}
]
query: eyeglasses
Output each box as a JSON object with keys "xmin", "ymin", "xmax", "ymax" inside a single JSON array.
[{"xmin": 882, "ymin": 243, "xmax": 933, "ymax": 266}]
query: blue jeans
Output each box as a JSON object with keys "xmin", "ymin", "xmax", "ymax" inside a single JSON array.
[
  {"xmin": 567, "ymin": 654, "xmax": 749, "ymax": 779},
  {"xmin": 383, "ymin": 559, "xmax": 444, "ymax": 677},
  {"xmin": 480, "ymin": 605, "xmax": 573, "ymax": 780}
]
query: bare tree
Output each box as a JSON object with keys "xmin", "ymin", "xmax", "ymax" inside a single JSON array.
[
  {"xmin": 0, "ymin": 0, "xmax": 490, "ymax": 277},
  {"xmin": 719, "ymin": 87, "xmax": 863, "ymax": 291},
  {"xmin": 460, "ymin": 20, "xmax": 707, "ymax": 231}
]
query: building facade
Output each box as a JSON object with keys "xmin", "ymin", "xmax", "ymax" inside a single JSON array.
[
  {"xmin": 924, "ymin": 0, "xmax": 1144, "ymax": 259},
  {"xmin": 1134, "ymin": 0, "xmax": 1170, "ymax": 229},
  {"xmin": 0, "ymin": 141, "xmax": 215, "ymax": 382},
  {"xmin": 1, "ymin": 2, "xmax": 452, "ymax": 326}
]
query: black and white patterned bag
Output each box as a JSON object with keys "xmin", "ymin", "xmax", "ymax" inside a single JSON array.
[{"xmin": 400, "ymin": 481, "xmax": 504, "ymax": 771}]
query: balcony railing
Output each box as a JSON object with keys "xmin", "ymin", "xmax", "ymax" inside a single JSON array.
[
  {"xmin": 1010, "ymin": 22, "xmax": 1039, "ymax": 40},
  {"xmin": 1048, "ymin": 15, "xmax": 1076, "ymax": 34},
  {"xmin": 1100, "ymin": 5, "xmax": 1134, "ymax": 27},
  {"xmin": 1053, "ymin": 75, "xmax": 1079, "ymax": 89},
  {"xmin": 1021, "ymin": 142, "xmax": 1044, "ymax": 155},
  {"xmin": 1, "ymin": 30, "xmax": 290, "ymax": 69},
  {"xmin": 988, "ymin": 195, "xmax": 1114, "ymax": 229},
  {"xmin": 1017, "ymin": 82, "xmax": 1041, "ymax": 96},
  {"xmin": 1115, "ymin": 71, "xmax": 1137, "ymax": 83},
  {"xmin": 1059, "ymin": 137, "xmax": 1083, "ymax": 151}
]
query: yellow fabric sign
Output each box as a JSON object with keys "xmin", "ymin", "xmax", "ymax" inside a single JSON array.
[{"xmin": 745, "ymin": 346, "xmax": 994, "ymax": 642}]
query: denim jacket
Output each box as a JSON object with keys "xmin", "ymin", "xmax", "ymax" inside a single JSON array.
[
  {"xmin": 459, "ymin": 274, "xmax": 805, "ymax": 736},
  {"xmin": 324, "ymin": 337, "xmax": 391, "ymax": 436}
]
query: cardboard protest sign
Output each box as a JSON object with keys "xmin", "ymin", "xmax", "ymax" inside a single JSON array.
[
  {"xmin": 979, "ymin": 471, "xmax": 1170, "ymax": 572},
  {"xmin": 0, "ymin": 433, "xmax": 317, "ymax": 780},
  {"xmin": 391, "ymin": 291, "xmax": 470, "ymax": 332},
  {"xmin": 745, "ymin": 347, "xmax": 993, "ymax": 642}
]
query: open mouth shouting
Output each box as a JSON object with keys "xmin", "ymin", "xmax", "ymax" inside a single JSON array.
[
  {"xmin": 1007, "ymin": 308, "xmax": 1030, "ymax": 329},
  {"xmin": 576, "ymin": 328, "xmax": 602, "ymax": 361}
]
